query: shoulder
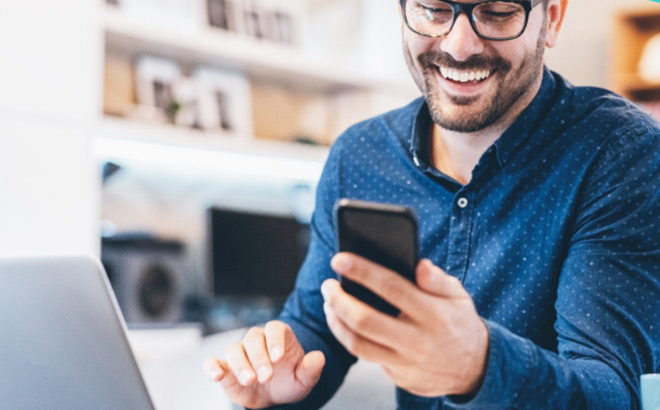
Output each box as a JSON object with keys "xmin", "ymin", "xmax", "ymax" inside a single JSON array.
[
  {"xmin": 542, "ymin": 73, "xmax": 660, "ymax": 173},
  {"xmin": 556, "ymin": 83, "xmax": 660, "ymax": 180},
  {"xmin": 555, "ymin": 74, "xmax": 660, "ymax": 143}
]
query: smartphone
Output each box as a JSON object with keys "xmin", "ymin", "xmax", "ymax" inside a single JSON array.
[{"xmin": 334, "ymin": 199, "xmax": 419, "ymax": 316}]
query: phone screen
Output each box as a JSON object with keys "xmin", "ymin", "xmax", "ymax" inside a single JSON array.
[{"xmin": 334, "ymin": 199, "xmax": 419, "ymax": 316}]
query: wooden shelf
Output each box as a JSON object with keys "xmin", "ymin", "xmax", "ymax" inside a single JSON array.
[
  {"xmin": 614, "ymin": 74, "xmax": 660, "ymax": 101},
  {"xmin": 96, "ymin": 116, "xmax": 329, "ymax": 158},
  {"xmin": 611, "ymin": 6, "xmax": 660, "ymax": 101},
  {"xmin": 103, "ymin": 5, "xmax": 412, "ymax": 95}
]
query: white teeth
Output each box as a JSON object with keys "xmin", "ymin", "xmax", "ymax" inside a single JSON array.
[{"xmin": 439, "ymin": 67, "xmax": 491, "ymax": 83}]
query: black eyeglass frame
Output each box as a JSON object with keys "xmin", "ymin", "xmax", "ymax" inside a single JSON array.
[{"xmin": 399, "ymin": 0, "xmax": 545, "ymax": 41}]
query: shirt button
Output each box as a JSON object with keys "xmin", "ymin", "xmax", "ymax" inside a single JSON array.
[{"xmin": 457, "ymin": 197, "xmax": 469, "ymax": 208}]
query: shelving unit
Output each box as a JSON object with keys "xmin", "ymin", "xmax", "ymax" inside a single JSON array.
[
  {"xmin": 611, "ymin": 6, "xmax": 660, "ymax": 102},
  {"xmin": 103, "ymin": 5, "xmax": 409, "ymax": 94},
  {"xmin": 99, "ymin": 2, "xmax": 417, "ymax": 159},
  {"xmin": 94, "ymin": 116, "xmax": 328, "ymax": 183}
]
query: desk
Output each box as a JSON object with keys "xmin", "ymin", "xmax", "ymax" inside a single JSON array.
[{"xmin": 132, "ymin": 328, "xmax": 396, "ymax": 410}]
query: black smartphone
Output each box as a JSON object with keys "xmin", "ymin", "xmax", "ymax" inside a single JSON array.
[{"xmin": 334, "ymin": 199, "xmax": 419, "ymax": 316}]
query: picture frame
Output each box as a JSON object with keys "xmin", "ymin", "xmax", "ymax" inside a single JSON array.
[
  {"xmin": 193, "ymin": 67, "xmax": 253, "ymax": 138},
  {"xmin": 207, "ymin": 0, "xmax": 241, "ymax": 32},
  {"xmin": 135, "ymin": 56, "xmax": 182, "ymax": 123}
]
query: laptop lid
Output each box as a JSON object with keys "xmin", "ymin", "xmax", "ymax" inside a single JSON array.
[{"xmin": 0, "ymin": 255, "xmax": 155, "ymax": 409}]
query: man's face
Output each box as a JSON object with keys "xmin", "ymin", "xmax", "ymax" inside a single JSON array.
[{"xmin": 403, "ymin": 1, "xmax": 548, "ymax": 133}]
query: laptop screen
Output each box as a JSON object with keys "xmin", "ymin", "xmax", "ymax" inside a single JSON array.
[{"xmin": 0, "ymin": 256, "xmax": 155, "ymax": 410}]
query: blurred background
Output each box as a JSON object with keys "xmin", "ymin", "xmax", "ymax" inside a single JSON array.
[{"xmin": 0, "ymin": 0, "xmax": 658, "ymax": 334}]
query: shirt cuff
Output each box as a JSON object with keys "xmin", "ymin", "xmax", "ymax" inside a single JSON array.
[{"xmin": 444, "ymin": 319, "xmax": 536, "ymax": 409}]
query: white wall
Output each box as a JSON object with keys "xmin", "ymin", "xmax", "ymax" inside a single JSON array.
[
  {"xmin": 545, "ymin": 0, "xmax": 651, "ymax": 88},
  {"xmin": 0, "ymin": 0, "xmax": 103, "ymax": 257}
]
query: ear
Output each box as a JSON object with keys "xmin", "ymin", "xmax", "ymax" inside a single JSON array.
[{"xmin": 545, "ymin": 0, "xmax": 568, "ymax": 48}]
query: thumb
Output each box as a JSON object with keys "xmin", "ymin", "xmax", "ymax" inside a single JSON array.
[
  {"xmin": 295, "ymin": 350, "xmax": 325, "ymax": 389},
  {"xmin": 416, "ymin": 259, "xmax": 466, "ymax": 297}
]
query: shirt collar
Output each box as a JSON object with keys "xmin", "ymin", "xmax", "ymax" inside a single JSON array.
[{"xmin": 409, "ymin": 66, "xmax": 559, "ymax": 172}]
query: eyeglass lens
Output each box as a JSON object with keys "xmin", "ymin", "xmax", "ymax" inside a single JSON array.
[{"xmin": 405, "ymin": 0, "xmax": 528, "ymax": 40}]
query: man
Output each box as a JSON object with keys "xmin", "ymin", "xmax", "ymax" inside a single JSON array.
[{"xmin": 204, "ymin": 0, "xmax": 660, "ymax": 408}]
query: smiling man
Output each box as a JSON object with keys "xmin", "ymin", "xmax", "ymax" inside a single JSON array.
[{"xmin": 204, "ymin": 1, "xmax": 660, "ymax": 409}]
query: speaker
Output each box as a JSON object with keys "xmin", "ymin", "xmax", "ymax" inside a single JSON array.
[{"xmin": 101, "ymin": 236, "xmax": 186, "ymax": 324}]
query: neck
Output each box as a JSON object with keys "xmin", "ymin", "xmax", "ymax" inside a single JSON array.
[{"xmin": 429, "ymin": 72, "xmax": 544, "ymax": 185}]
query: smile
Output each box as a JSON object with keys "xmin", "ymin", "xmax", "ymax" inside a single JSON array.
[{"xmin": 438, "ymin": 66, "xmax": 491, "ymax": 83}]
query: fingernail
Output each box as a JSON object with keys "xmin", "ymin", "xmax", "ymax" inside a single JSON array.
[
  {"xmin": 239, "ymin": 369, "xmax": 254, "ymax": 385},
  {"xmin": 424, "ymin": 260, "xmax": 438, "ymax": 280},
  {"xmin": 257, "ymin": 366, "xmax": 270, "ymax": 383},
  {"xmin": 270, "ymin": 347, "xmax": 282, "ymax": 362},
  {"xmin": 332, "ymin": 254, "xmax": 352, "ymax": 271},
  {"xmin": 211, "ymin": 369, "xmax": 223, "ymax": 381}
]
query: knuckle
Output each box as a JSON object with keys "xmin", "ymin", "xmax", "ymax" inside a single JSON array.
[
  {"xmin": 380, "ymin": 280, "xmax": 404, "ymax": 301},
  {"xmin": 266, "ymin": 320, "xmax": 289, "ymax": 334},
  {"xmin": 225, "ymin": 341, "xmax": 244, "ymax": 358},
  {"xmin": 351, "ymin": 312, "xmax": 370, "ymax": 330},
  {"xmin": 264, "ymin": 320, "xmax": 280, "ymax": 332},
  {"xmin": 245, "ymin": 326, "xmax": 264, "ymax": 339}
]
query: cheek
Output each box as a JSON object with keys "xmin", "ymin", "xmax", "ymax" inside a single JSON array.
[
  {"xmin": 403, "ymin": 32, "xmax": 438, "ymax": 62},
  {"xmin": 490, "ymin": 42, "xmax": 532, "ymax": 71}
]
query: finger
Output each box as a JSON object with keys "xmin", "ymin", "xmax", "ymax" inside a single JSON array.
[
  {"xmin": 225, "ymin": 342, "xmax": 256, "ymax": 387},
  {"xmin": 323, "ymin": 300, "xmax": 396, "ymax": 363},
  {"xmin": 264, "ymin": 320, "xmax": 292, "ymax": 364},
  {"xmin": 415, "ymin": 259, "xmax": 467, "ymax": 298},
  {"xmin": 203, "ymin": 357, "xmax": 243, "ymax": 391},
  {"xmin": 322, "ymin": 279, "xmax": 408, "ymax": 349},
  {"xmin": 295, "ymin": 351, "xmax": 325, "ymax": 389},
  {"xmin": 331, "ymin": 252, "xmax": 425, "ymax": 315},
  {"xmin": 242, "ymin": 326, "xmax": 274, "ymax": 383},
  {"xmin": 203, "ymin": 357, "xmax": 228, "ymax": 382}
]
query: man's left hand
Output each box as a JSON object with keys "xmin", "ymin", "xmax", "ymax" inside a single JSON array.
[{"xmin": 322, "ymin": 253, "xmax": 489, "ymax": 397}]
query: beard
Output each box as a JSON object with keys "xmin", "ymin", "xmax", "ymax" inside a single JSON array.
[{"xmin": 403, "ymin": 26, "xmax": 547, "ymax": 133}]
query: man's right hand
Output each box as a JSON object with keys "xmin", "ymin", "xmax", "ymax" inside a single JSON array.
[{"xmin": 203, "ymin": 320, "xmax": 325, "ymax": 409}]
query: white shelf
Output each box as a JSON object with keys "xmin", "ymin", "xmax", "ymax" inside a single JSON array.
[
  {"xmin": 103, "ymin": 5, "xmax": 411, "ymax": 94},
  {"xmin": 93, "ymin": 117, "xmax": 329, "ymax": 183}
]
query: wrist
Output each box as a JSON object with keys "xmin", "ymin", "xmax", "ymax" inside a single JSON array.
[{"xmin": 459, "ymin": 318, "xmax": 490, "ymax": 396}]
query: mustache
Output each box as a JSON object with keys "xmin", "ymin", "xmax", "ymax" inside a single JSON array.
[{"xmin": 418, "ymin": 50, "xmax": 511, "ymax": 72}]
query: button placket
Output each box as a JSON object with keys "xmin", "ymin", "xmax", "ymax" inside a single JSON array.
[{"xmin": 445, "ymin": 191, "xmax": 473, "ymax": 281}]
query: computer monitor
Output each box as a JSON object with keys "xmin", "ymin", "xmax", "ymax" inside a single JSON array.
[{"xmin": 208, "ymin": 207, "xmax": 310, "ymax": 299}]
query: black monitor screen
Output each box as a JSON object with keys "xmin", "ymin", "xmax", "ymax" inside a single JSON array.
[{"xmin": 209, "ymin": 208, "xmax": 310, "ymax": 298}]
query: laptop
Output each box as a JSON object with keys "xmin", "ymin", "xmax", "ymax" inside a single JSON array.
[{"xmin": 0, "ymin": 255, "xmax": 156, "ymax": 409}]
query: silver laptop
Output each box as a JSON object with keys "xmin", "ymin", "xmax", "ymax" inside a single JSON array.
[{"xmin": 0, "ymin": 255, "xmax": 156, "ymax": 409}]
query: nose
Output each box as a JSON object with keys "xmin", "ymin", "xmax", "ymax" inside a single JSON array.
[{"xmin": 440, "ymin": 12, "xmax": 485, "ymax": 61}]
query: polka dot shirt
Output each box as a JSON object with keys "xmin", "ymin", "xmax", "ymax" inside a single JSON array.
[{"xmin": 278, "ymin": 69, "xmax": 660, "ymax": 409}]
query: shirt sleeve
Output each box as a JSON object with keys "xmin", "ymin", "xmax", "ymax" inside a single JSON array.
[
  {"xmin": 447, "ymin": 127, "xmax": 660, "ymax": 409},
  {"xmin": 260, "ymin": 138, "xmax": 358, "ymax": 410}
]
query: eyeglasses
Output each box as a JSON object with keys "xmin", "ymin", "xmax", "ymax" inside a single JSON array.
[{"xmin": 400, "ymin": 0, "xmax": 544, "ymax": 41}]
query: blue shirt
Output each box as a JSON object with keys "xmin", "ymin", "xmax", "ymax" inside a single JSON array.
[{"xmin": 276, "ymin": 69, "xmax": 660, "ymax": 409}]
